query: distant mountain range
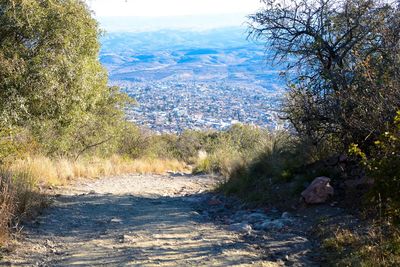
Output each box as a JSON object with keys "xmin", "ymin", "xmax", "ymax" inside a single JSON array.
[{"xmin": 100, "ymin": 27, "xmax": 283, "ymax": 88}]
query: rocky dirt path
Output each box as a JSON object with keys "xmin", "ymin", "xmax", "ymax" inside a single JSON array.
[{"xmin": 1, "ymin": 174, "xmax": 319, "ymax": 266}]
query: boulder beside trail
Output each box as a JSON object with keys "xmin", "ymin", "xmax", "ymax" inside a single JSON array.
[{"xmin": 301, "ymin": 177, "xmax": 334, "ymax": 204}]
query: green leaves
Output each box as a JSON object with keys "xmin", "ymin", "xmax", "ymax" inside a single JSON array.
[
  {"xmin": 0, "ymin": 0, "xmax": 131, "ymax": 158},
  {"xmin": 349, "ymin": 111, "xmax": 400, "ymax": 223}
]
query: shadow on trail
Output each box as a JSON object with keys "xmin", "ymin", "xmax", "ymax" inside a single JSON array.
[{"xmin": 19, "ymin": 191, "xmax": 271, "ymax": 266}]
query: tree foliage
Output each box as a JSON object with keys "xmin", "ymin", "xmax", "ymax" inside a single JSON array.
[
  {"xmin": 0, "ymin": 0, "xmax": 130, "ymax": 158},
  {"xmin": 249, "ymin": 0, "xmax": 400, "ymax": 149}
]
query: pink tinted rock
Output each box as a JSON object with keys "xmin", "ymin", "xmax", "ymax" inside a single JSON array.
[{"xmin": 301, "ymin": 177, "xmax": 334, "ymax": 204}]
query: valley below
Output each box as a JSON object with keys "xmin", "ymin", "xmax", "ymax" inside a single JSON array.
[{"xmin": 100, "ymin": 28, "xmax": 286, "ymax": 132}]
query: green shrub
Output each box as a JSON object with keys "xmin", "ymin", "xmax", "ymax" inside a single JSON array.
[
  {"xmin": 350, "ymin": 111, "xmax": 400, "ymax": 223},
  {"xmin": 218, "ymin": 131, "xmax": 307, "ymax": 204},
  {"xmin": 188, "ymin": 125, "xmax": 275, "ymax": 177}
]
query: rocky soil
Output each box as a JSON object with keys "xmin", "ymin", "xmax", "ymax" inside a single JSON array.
[{"xmin": 0, "ymin": 174, "xmax": 327, "ymax": 266}]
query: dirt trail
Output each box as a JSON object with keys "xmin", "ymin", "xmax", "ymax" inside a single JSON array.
[{"xmin": 1, "ymin": 174, "xmax": 317, "ymax": 266}]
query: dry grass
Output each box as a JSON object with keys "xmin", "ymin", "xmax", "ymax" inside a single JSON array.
[
  {"xmin": 193, "ymin": 148, "xmax": 246, "ymax": 179},
  {"xmin": 322, "ymin": 228, "xmax": 359, "ymax": 253},
  {"xmin": 7, "ymin": 155, "xmax": 189, "ymax": 186},
  {"xmin": 0, "ymin": 177, "xmax": 14, "ymax": 245},
  {"xmin": 0, "ymin": 170, "xmax": 48, "ymax": 247},
  {"xmin": 321, "ymin": 226, "xmax": 400, "ymax": 266}
]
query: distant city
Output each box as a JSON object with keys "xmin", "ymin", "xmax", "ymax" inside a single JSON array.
[
  {"xmin": 100, "ymin": 27, "xmax": 286, "ymax": 133},
  {"xmin": 112, "ymin": 80, "xmax": 284, "ymax": 133}
]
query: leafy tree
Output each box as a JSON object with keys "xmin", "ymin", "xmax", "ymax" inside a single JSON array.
[
  {"xmin": 0, "ymin": 0, "xmax": 130, "ymax": 158},
  {"xmin": 249, "ymin": 0, "xmax": 400, "ymax": 150}
]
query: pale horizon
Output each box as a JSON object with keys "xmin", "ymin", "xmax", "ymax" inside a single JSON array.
[
  {"xmin": 86, "ymin": 0, "xmax": 262, "ymax": 17},
  {"xmin": 98, "ymin": 14, "xmax": 254, "ymax": 32}
]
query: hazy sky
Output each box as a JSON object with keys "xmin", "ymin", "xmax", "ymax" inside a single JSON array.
[{"xmin": 86, "ymin": 0, "xmax": 262, "ymax": 17}]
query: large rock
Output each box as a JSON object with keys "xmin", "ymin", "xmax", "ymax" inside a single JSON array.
[{"xmin": 301, "ymin": 177, "xmax": 334, "ymax": 204}]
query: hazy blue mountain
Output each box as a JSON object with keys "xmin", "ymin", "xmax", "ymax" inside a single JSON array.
[{"xmin": 100, "ymin": 27, "xmax": 282, "ymax": 88}]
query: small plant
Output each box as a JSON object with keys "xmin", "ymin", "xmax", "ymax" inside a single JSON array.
[
  {"xmin": 321, "ymin": 225, "xmax": 400, "ymax": 266},
  {"xmin": 323, "ymin": 229, "xmax": 359, "ymax": 253}
]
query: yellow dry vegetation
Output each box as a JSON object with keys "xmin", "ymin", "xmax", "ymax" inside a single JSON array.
[{"xmin": 7, "ymin": 155, "xmax": 190, "ymax": 186}]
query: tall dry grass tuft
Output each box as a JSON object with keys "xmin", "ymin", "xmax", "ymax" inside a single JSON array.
[
  {"xmin": 0, "ymin": 175, "xmax": 15, "ymax": 245},
  {"xmin": 8, "ymin": 155, "xmax": 189, "ymax": 186},
  {"xmin": 0, "ymin": 169, "xmax": 47, "ymax": 246}
]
